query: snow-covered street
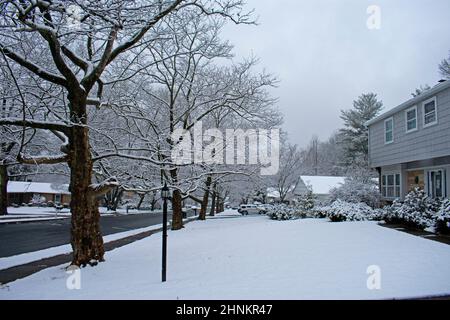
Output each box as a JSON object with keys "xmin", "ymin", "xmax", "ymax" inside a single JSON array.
[{"xmin": 1, "ymin": 210, "xmax": 449, "ymax": 300}]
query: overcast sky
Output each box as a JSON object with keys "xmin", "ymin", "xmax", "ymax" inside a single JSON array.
[{"xmin": 222, "ymin": 0, "xmax": 450, "ymax": 148}]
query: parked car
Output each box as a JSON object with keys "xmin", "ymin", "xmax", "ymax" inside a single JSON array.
[{"xmin": 238, "ymin": 204, "xmax": 266, "ymax": 215}]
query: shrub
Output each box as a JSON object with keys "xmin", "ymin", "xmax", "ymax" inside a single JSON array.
[
  {"xmin": 310, "ymin": 206, "xmax": 328, "ymax": 218},
  {"xmin": 324, "ymin": 200, "xmax": 381, "ymax": 222},
  {"xmin": 384, "ymin": 188, "xmax": 439, "ymax": 230},
  {"xmin": 329, "ymin": 176, "xmax": 380, "ymax": 208},
  {"xmin": 383, "ymin": 199, "xmax": 404, "ymax": 224},
  {"xmin": 297, "ymin": 189, "xmax": 315, "ymax": 210},
  {"xmin": 436, "ymin": 199, "xmax": 450, "ymax": 235},
  {"xmin": 267, "ymin": 204, "xmax": 294, "ymax": 220},
  {"xmin": 267, "ymin": 204, "xmax": 310, "ymax": 221}
]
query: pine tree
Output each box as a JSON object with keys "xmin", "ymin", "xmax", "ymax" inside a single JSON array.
[{"xmin": 339, "ymin": 93, "xmax": 383, "ymax": 166}]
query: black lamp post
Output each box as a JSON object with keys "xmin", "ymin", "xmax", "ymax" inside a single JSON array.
[{"xmin": 161, "ymin": 182, "xmax": 170, "ymax": 282}]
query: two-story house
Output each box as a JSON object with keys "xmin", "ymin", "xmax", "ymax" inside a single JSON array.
[{"xmin": 366, "ymin": 80, "xmax": 450, "ymax": 201}]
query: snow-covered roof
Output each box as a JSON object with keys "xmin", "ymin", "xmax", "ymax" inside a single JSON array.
[
  {"xmin": 266, "ymin": 187, "xmax": 280, "ymax": 198},
  {"xmin": 266, "ymin": 185, "xmax": 297, "ymax": 199},
  {"xmin": 299, "ymin": 176, "xmax": 345, "ymax": 195},
  {"xmin": 7, "ymin": 181, "xmax": 70, "ymax": 195}
]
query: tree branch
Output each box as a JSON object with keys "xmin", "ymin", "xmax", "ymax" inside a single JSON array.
[
  {"xmin": 0, "ymin": 45, "xmax": 68, "ymax": 86},
  {"xmin": 17, "ymin": 152, "xmax": 68, "ymax": 165},
  {"xmin": 0, "ymin": 117, "xmax": 72, "ymax": 134}
]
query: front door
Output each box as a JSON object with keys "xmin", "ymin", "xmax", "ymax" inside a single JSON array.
[{"xmin": 427, "ymin": 169, "xmax": 446, "ymax": 198}]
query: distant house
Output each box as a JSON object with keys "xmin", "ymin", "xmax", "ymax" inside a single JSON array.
[
  {"xmin": 267, "ymin": 176, "xmax": 345, "ymax": 203},
  {"xmin": 366, "ymin": 80, "xmax": 450, "ymax": 201},
  {"xmin": 7, "ymin": 181, "xmax": 71, "ymax": 206}
]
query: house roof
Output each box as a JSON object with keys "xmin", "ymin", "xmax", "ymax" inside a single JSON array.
[
  {"xmin": 365, "ymin": 80, "xmax": 450, "ymax": 127},
  {"xmin": 7, "ymin": 181, "xmax": 70, "ymax": 195},
  {"xmin": 298, "ymin": 176, "xmax": 345, "ymax": 195},
  {"xmin": 267, "ymin": 176, "xmax": 345, "ymax": 198},
  {"xmin": 266, "ymin": 186, "xmax": 296, "ymax": 199}
]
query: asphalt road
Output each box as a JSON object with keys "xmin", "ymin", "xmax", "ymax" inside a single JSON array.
[{"xmin": 0, "ymin": 211, "xmax": 183, "ymax": 258}]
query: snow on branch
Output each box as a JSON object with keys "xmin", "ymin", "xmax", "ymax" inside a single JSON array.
[
  {"xmin": 89, "ymin": 177, "xmax": 120, "ymax": 197},
  {"xmin": 0, "ymin": 45, "xmax": 68, "ymax": 86},
  {"xmin": 0, "ymin": 117, "xmax": 72, "ymax": 134},
  {"xmin": 17, "ymin": 152, "xmax": 68, "ymax": 165}
]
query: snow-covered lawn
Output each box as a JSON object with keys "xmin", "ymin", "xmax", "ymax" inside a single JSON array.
[
  {"xmin": 1, "ymin": 210, "xmax": 450, "ymax": 300},
  {"xmin": 6, "ymin": 206, "xmax": 71, "ymax": 216}
]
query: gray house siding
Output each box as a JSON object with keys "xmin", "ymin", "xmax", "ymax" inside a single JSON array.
[
  {"xmin": 369, "ymin": 86, "xmax": 450, "ymax": 168},
  {"xmin": 368, "ymin": 81, "xmax": 450, "ymax": 200},
  {"xmin": 379, "ymin": 162, "xmax": 450, "ymax": 200}
]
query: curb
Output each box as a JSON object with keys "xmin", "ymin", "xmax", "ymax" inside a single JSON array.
[{"xmin": 0, "ymin": 216, "xmax": 199, "ymax": 285}]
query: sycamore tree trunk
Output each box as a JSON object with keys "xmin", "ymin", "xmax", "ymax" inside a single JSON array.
[
  {"xmin": 68, "ymin": 97, "xmax": 104, "ymax": 266},
  {"xmin": 0, "ymin": 164, "xmax": 8, "ymax": 215},
  {"xmin": 170, "ymin": 169, "xmax": 183, "ymax": 230},
  {"xmin": 199, "ymin": 176, "xmax": 212, "ymax": 221}
]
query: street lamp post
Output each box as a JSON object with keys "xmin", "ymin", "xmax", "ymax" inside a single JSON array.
[{"xmin": 161, "ymin": 183, "xmax": 170, "ymax": 282}]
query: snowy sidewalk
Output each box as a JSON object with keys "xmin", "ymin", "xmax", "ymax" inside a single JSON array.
[{"xmin": 1, "ymin": 211, "xmax": 450, "ymax": 299}]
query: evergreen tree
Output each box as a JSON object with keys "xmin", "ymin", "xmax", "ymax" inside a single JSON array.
[{"xmin": 339, "ymin": 93, "xmax": 383, "ymax": 166}]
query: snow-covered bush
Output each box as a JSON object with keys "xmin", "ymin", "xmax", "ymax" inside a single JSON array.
[
  {"xmin": 267, "ymin": 203, "xmax": 309, "ymax": 221},
  {"xmin": 383, "ymin": 199, "xmax": 403, "ymax": 224},
  {"xmin": 384, "ymin": 188, "xmax": 439, "ymax": 230},
  {"xmin": 267, "ymin": 204, "xmax": 294, "ymax": 220},
  {"xmin": 310, "ymin": 205, "xmax": 330, "ymax": 218},
  {"xmin": 329, "ymin": 176, "xmax": 380, "ymax": 208},
  {"xmin": 297, "ymin": 189, "xmax": 315, "ymax": 210},
  {"xmin": 292, "ymin": 190, "xmax": 315, "ymax": 218},
  {"xmin": 436, "ymin": 199, "xmax": 450, "ymax": 235},
  {"xmin": 324, "ymin": 200, "xmax": 381, "ymax": 222}
]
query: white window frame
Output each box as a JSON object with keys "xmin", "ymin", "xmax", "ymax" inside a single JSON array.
[
  {"xmin": 422, "ymin": 97, "xmax": 438, "ymax": 128},
  {"xmin": 405, "ymin": 105, "xmax": 418, "ymax": 133},
  {"xmin": 384, "ymin": 117, "xmax": 394, "ymax": 144},
  {"xmin": 381, "ymin": 173, "xmax": 401, "ymax": 199}
]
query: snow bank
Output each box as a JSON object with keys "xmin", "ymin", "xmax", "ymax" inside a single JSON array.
[{"xmin": 1, "ymin": 210, "xmax": 450, "ymax": 299}]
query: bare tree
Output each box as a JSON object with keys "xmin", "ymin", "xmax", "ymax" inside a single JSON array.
[
  {"xmin": 272, "ymin": 144, "xmax": 302, "ymax": 203},
  {"xmin": 0, "ymin": 0, "xmax": 252, "ymax": 266}
]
